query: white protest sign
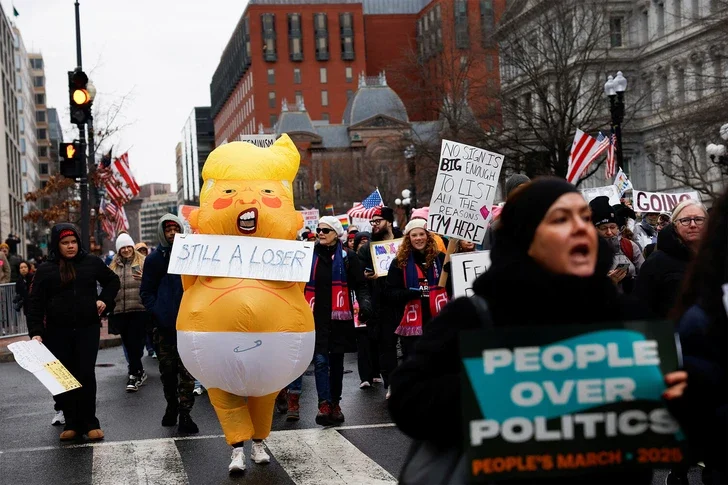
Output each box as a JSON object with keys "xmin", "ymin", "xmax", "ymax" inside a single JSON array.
[
  {"xmin": 580, "ymin": 185, "xmax": 621, "ymax": 206},
  {"xmin": 238, "ymin": 134, "xmax": 277, "ymax": 148},
  {"xmin": 299, "ymin": 209, "xmax": 320, "ymax": 232},
  {"xmin": 168, "ymin": 233, "xmax": 315, "ymax": 282},
  {"xmin": 428, "ymin": 140, "xmax": 504, "ymax": 243},
  {"xmin": 8, "ymin": 340, "xmax": 82, "ymax": 395},
  {"xmin": 369, "ymin": 238, "xmax": 403, "ymax": 277},
  {"xmin": 451, "ymin": 251, "xmax": 491, "ymax": 298},
  {"xmin": 614, "ymin": 168, "xmax": 633, "ymax": 196},
  {"xmin": 633, "ymin": 190, "xmax": 700, "ymax": 213},
  {"xmin": 350, "ymin": 217, "xmax": 372, "ymax": 234}
]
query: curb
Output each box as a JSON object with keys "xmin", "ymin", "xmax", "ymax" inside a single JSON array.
[{"xmin": 0, "ymin": 336, "xmax": 123, "ymax": 364}]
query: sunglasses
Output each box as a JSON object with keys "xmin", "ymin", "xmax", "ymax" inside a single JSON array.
[{"xmin": 316, "ymin": 227, "xmax": 334, "ymax": 234}]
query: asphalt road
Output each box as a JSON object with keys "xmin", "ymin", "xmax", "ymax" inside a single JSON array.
[{"xmin": 0, "ymin": 346, "xmax": 706, "ymax": 484}]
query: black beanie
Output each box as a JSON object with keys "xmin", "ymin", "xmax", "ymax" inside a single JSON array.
[
  {"xmin": 373, "ymin": 206, "xmax": 395, "ymax": 223},
  {"xmin": 493, "ymin": 177, "xmax": 579, "ymax": 259},
  {"xmin": 612, "ymin": 204, "xmax": 636, "ymax": 228},
  {"xmin": 589, "ymin": 196, "xmax": 617, "ymax": 227}
]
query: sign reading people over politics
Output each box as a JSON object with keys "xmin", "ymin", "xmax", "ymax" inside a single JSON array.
[
  {"xmin": 460, "ymin": 322, "xmax": 685, "ymax": 481},
  {"xmin": 451, "ymin": 251, "xmax": 491, "ymax": 298},
  {"xmin": 369, "ymin": 238, "xmax": 403, "ymax": 277},
  {"xmin": 429, "ymin": 140, "xmax": 504, "ymax": 244},
  {"xmin": 168, "ymin": 233, "xmax": 314, "ymax": 282},
  {"xmin": 633, "ymin": 190, "xmax": 700, "ymax": 213}
]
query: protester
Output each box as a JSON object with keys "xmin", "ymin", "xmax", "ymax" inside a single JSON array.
[
  {"xmin": 634, "ymin": 211, "xmax": 660, "ymax": 249},
  {"xmin": 140, "ymin": 214, "xmax": 198, "ymax": 434},
  {"xmin": 353, "ymin": 231, "xmax": 370, "ymax": 252},
  {"xmin": 27, "ymin": 223, "xmax": 120, "ymax": 441},
  {"xmin": 346, "ymin": 230, "xmax": 358, "ymax": 250},
  {"xmin": 109, "ymin": 233, "xmax": 150, "ymax": 393},
  {"xmin": 13, "ymin": 260, "xmax": 33, "ymax": 315},
  {"xmin": 669, "ymin": 190, "xmax": 728, "ymax": 485},
  {"xmin": 134, "ymin": 242, "xmax": 149, "ymax": 257},
  {"xmin": 483, "ymin": 173, "xmax": 530, "ymax": 250},
  {"xmin": 5, "ymin": 235, "xmax": 22, "ymax": 281},
  {"xmin": 455, "ymin": 239, "xmax": 476, "ymax": 253},
  {"xmin": 410, "ymin": 207, "xmax": 446, "ymax": 252},
  {"xmin": 347, "ymin": 225, "xmax": 359, "ymax": 234},
  {"xmin": 635, "ymin": 199, "xmax": 708, "ymax": 317},
  {"xmin": 388, "ymin": 178, "xmax": 687, "ymax": 484},
  {"xmin": 287, "ymin": 216, "xmax": 372, "ymax": 425},
  {"xmin": 590, "ymin": 196, "xmax": 644, "ymax": 294},
  {"xmin": 0, "ymin": 243, "xmax": 11, "ymax": 283}
]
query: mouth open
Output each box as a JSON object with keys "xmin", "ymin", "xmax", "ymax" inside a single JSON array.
[
  {"xmin": 237, "ymin": 208, "xmax": 258, "ymax": 234},
  {"xmin": 570, "ymin": 243, "xmax": 590, "ymax": 258}
]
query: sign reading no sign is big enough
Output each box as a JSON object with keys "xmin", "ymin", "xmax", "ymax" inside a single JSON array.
[
  {"xmin": 460, "ymin": 322, "xmax": 685, "ymax": 481},
  {"xmin": 429, "ymin": 140, "xmax": 505, "ymax": 244}
]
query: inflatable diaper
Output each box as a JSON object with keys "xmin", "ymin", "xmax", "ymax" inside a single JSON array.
[{"xmin": 177, "ymin": 134, "xmax": 315, "ymax": 446}]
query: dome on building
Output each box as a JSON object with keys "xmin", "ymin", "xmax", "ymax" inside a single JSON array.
[{"xmin": 343, "ymin": 72, "xmax": 409, "ymax": 126}]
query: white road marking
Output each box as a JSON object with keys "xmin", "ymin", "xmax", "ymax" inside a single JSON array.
[
  {"xmin": 91, "ymin": 439, "xmax": 189, "ymax": 485},
  {"xmin": 265, "ymin": 428, "xmax": 397, "ymax": 484}
]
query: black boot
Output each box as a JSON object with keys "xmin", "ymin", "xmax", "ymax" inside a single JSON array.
[
  {"xmin": 178, "ymin": 412, "xmax": 199, "ymax": 434},
  {"xmin": 162, "ymin": 403, "xmax": 178, "ymax": 427}
]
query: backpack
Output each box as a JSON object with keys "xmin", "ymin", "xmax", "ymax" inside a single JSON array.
[{"xmin": 620, "ymin": 238, "xmax": 633, "ymax": 261}]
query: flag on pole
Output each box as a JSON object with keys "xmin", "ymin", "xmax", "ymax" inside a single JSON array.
[
  {"xmin": 12, "ymin": 5, "xmax": 19, "ymax": 17},
  {"xmin": 99, "ymin": 196, "xmax": 129, "ymax": 240},
  {"xmin": 347, "ymin": 189, "xmax": 384, "ymax": 219},
  {"xmin": 613, "ymin": 168, "xmax": 632, "ymax": 196},
  {"xmin": 566, "ymin": 129, "xmax": 610, "ymax": 184},
  {"xmin": 98, "ymin": 152, "xmax": 140, "ymax": 205},
  {"xmin": 605, "ymin": 132, "xmax": 617, "ymax": 179},
  {"xmin": 324, "ymin": 204, "xmax": 335, "ymax": 215}
]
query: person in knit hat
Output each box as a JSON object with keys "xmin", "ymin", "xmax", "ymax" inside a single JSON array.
[
  {"xmin": 388, "ymin": 178, "xmax": 685, "ymax": 485},
  {"xmin": 410, "ymin": 207, "xmax": 447, "ymax": 253},
  {"xmin": 482, "ymin": 173, "xmax": 531, "ymax": 250}
]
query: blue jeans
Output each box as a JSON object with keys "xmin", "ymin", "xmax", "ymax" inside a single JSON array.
[{"xmin": 288, "ymin": 353, "xmax": 331, "ymax": 403}]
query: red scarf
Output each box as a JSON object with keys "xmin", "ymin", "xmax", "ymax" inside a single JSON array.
[
  {"xmin": 395, "ymin": 258, "xmax": 448, "ymax": 336},
  {"xmin": 304, "ymin": 244, "xmax": 353, "ymax": 320}
]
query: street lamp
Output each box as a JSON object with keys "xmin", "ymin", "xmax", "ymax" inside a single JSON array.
[
  {"xmin": 404, "ymin": 144, "xmax": 417, "ymax": 209},
  {"xmin": 313, "ymin": 180, "xmax": 322, "ymax": 212},
  {"xmin": 604, "ymin": 71, "xmax": 627, "ymax": 171},
  {"xmin": 395, "ymin": 189, "xmax": 412, "ymax": 223},
  {"xmin": 707, "ymin": 142, "xmax": 728, "ymax": 174}
]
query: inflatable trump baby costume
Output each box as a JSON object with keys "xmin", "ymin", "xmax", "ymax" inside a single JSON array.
[{"xmin": 176, "ymin": 134, "xmax": 315, "ymax": 472}]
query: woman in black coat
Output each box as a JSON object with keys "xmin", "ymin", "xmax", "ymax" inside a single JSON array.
[
  {"xmin": 286, "ymin": 217, "xmax": 371, "ymax": 426},
  {"xmin": 388, "ymin": 178, "xmax": 688, "ymax": 484},
  {"xmin": 27, "ymin": 223, "xmax": 120, "ymax": 442},
  {"xmin": 14, "ymin": 260, "xmax": 33, "ymax": 315}
]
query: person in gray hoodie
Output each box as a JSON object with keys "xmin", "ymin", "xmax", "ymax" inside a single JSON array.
[{"xmin": 140, "ymin": 213, "xmax": 198, "ymax": 434}]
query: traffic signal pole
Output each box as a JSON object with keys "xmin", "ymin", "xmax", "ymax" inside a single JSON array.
[{"xmin": 74, "ymin": 0, "xmax": 90, "ymax": 250}]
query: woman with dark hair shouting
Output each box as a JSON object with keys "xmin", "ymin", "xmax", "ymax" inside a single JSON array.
[{"xmin": 27, "ymin": 223, "xmax": 120, "ymax": 442}]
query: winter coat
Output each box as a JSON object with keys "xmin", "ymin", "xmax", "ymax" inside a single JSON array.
[
  {"xmin": 27, "ymin": 224, "xmax": 120, "ymax": 339},
  {"xmin": 8, "ymin": 253, "xmax": 21, "ymax": 282},
  {"xmin": 634, "ymin": 224, "xmax": 692, "ymax": 317},
  {"xmin": 357, "ymin": 239, "xmax": 395, "ymax": 331},
  {"xmin": 389, "ymin": 248, "xmax": 654, "ymax": 485},
  {"xmin": 110, "ymin": 254, "xmax": 145, "ymax": 314},
  {"xmin": 311, "ymin": 243, "xmax": 371, "ymax": 354},
  {"xmin": 14, "ymin": 273, "xmax": 33, "ymax": 315},
  {"xmin": 633, "ymin": 219, "xmax": 657, "ymax": 250},
  {"xmin": 0, "ymin": 251, "xmax": 10, "ymax": 284},
  {"xmin": 139, "ymin": 214, "xmax": 185, "ymax": 331}
]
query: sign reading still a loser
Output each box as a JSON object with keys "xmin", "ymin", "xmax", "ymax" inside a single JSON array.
[
  {"xmin": 168, "ymin": 233, "xmax": 314, "ymax": 282},
  {"xmin": 369, "ymin": 238, "xmax": 403, "ymax": 277},
  {"xmin": 429, "ymin": 140, "xmax": 504, "ymax": 243}
]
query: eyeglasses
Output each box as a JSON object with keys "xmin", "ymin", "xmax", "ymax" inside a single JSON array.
[
  {"xmin": 369, "ymin": 219, "xmax": 385, "ymax": 226},
  {"xmin": 316, "ymin": 227, "xmax": 334, "ymax": 234},
  {"xmin": 676, "ymin": 216, "xmax": 706, "ymax": 227}
]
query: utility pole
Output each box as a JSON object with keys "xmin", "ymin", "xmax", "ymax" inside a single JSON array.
[{"xmin": 74, "ymin": 0, "xmax": 90, "ymax": 249}]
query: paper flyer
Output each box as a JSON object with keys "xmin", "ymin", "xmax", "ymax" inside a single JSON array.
[{"xmin": 8, "ymin": 340, "xmax": 82, "ymax": 395}]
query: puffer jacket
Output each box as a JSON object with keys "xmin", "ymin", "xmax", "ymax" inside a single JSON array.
[{"xmin": 111, "ymin": 255, "xmax": 145, "ymax": 314}]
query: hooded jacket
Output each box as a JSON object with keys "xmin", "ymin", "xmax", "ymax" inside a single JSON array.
[
  {"xmin": 139, "ymin": 214, "xmax": 185, "ymax": 331},
  {"xmin": 634, "ymin": 223, "xmax": 693, "ymax": 317},
  {"xmin": 27, "ymin": 223, "xmax": 120, "ymax": 338}
]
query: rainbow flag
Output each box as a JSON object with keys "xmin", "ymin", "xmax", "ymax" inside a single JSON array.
[
  {"xmin": 336, "ymin": 214, "xmax": 350, "ymax": 230},
  {"xmin": 325, "ymin": 204, "xmax": 335, "ymax": 214}
]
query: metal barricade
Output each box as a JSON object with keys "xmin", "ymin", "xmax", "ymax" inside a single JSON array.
[{"xmin": 0, "ymin": 282, "xmax": 27, "ymax": 337}]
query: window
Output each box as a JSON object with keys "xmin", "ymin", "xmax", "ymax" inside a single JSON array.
[
  {"xmin": 656, "ymin": 2, "xmax": 665, "ymax": 37},
  {"xmin": 321, "ymin": 113, "xmax": 329, "ymax": 122},
  {"xmin": 269, "ymin": 114, "xmax": 278, "ymax": 127},
  {"xmin": 694, "ymin": 62, "xmax": 704, "ymax": 98},
  {"xmin": 288, "ymin": 13, "xmax": 303, "ymax": 61},
  {"xmin": 37, "ymin": 128, "xmax": 46, "ymax": 140},
  {"xmin": 454, "ymin": 0, "xmax": 469, "ymax": 49},
  {"xmin": 641, "ymin": 10, "xmax": 649, "ymax": 44},
  {"xmin": 20, "ymin": 139, "xmax": 25, "ymax": 154},
  {"xmin": 41, "ymin": 181, "xmax": 48, "ymax": 190},
  {"xmin": 320, "ymin": 67, "xmax": 327, "ymax": 84},
  {"xmin": 34, "ymin": 93, "xmax": 45, "ymax": 105},
  {"xmin": 293, "ymin": 68, "xmax": 302, "ymax": 84},
  {"xmin": 345, "ymin": 66, "xmax": 353, "ymax": 83},
  {"xmin": 673, "ymin": 0, "xmax": 682, "ymax": 29},
  {"xmin": 692, "ymin": 0, "xmax": 700, "ymax": 19},
  {"xmin": 295, "ymin": 91, "xmax": 303, "ymax": 105},
  {"xmin": 675, "ymin": 67, "xmax": 685, "ymax": 104},
  {"xmin": 261, "ymin": 13, "xmax": 277, "ymax": 61},
  {"xmin": 33, "ymin": 76, "xmax": 43, "ymax": 87},
  {"xmin": 36, "ymin": 110, "xmax": 46, "ymax": 123},
  {"xmin": 19, "ymin": 117, "xmax": 24, "ymax": 133},
  {"xmin": 321, "ymin": 90, "xmax": 329, "ymax": 107},
  {"xmin": 314, "ymin": 13, "xmax": 329, "ymax": 61},
  {"xmin": 609, "ymin": 17, "xmax": 623, "ymax": 47},
  {"xmin": 39, "ymin": 146, "xmax": 48, "ymax": 157},
  {"xmin": 39, "ymin": 163, "xmax": 49, "ymax": 175},
  {"xmin": 268, "ymin": 91, "xmax": 276, "ymax": 109},
  {"xmin": 480, "ymin": 0, "xmax": 495, "ymax": 47},
  {"xmin": 340, "ymin": 13, "xmax": 355, "ymax": 60},
  {"xmin": 30, "ymin": 58, "xmax": 43, "ymax": 69},
  {"xmin": 267, "ymin": 68, "xmax": 275, "ymax": 84}
]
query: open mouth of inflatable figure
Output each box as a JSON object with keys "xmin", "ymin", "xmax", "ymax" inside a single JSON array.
[{"xmin": 237, "ymin": 208, "xmax": 258, "ymax": 233}]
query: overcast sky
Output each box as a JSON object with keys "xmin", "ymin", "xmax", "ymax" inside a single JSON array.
[{"xmin": 4, "ymin": 0, "xmax": 250, "ymax": 187}]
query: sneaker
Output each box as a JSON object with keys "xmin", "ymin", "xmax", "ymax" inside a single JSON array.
[
  {"xmin": 315, "ymin": 401, "xmax": 333, "ymax": 426},
  {"xmin": 372, "ymin": 377, "xmax": 383, "ymax": 384},
  {"xmin": 359, "ymin": 381, "xmax": 371, "ymax": 389},
  {"xmin": 331, "ymin": 403, "xmax": 345, "ymax": 423},
  {"xmin": 385, "ymin": 389, "xmax": 391, "ymax": 400},
  {"xmin": 51, "ymin": 410, "xmax": 65, "ymax": 426},
  {"xmin": 193, "ymin": 386, "xmax": 205, "ymax": 396},
  {"xmin": 138, "ymin": 372, "xmax": 148, "ymax": 386},
  {"xmin": 162, "ymin": 404, "xmax": 178, "ymax": 427},
  {"xmin": 126, "ymin": 375, "xmax": 140, "ymax": 392},
  {"xmin": 178, "ymin": 412, "xmax": 199, "ymax": 434},
  {"xmin": 152, "ymin": 352, "xmax": 157, "ymax": 359},
  {"xmin": 147, "ymin": 349, "xmax": 155, "ymax": 357},
  {"xmin": 251, "ymin": 441, "xmax": 270, "ymax": 464},
  {"xmin": 275, "ymin": 389, "xmax": 288, "ymax": 414},
  {"xmin": 228, "ymin": 447, "xmax": 246, "ymax": 473},
  {"xmin": 286, "ymin": 393, "xmax": 300, "ymax": 421}
]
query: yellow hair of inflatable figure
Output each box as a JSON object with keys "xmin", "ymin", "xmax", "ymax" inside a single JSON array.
[{"xmin": 177, "ymin": 133, "xmax": 315, "ymax": 446}]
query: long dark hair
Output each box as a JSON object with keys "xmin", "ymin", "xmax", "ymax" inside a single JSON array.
[{"xmin": 59, "ymin": 259, "xmax": 76, "ymax": 285}]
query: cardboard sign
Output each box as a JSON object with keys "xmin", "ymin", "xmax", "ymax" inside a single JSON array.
[
  {"xmin": 451, "ymin": 251, "xmax": 491, "ymax": 298},
  {"xmin": 429, "ymin": 140, "xmax": 504, "ymax": 243},
  {"xmin": 633, "ymin": 190, "xmax": 700, "ymax": 213},
  {"xmin": 460, "ymin": 321, "xmax": 684, "ymax": 481},
  {"xmin": 9, "ymin": 340, "xmax": 82, "ymax": 395},
  {"xmin": 369, "ymin": 238, "xmax": 403, "ymax": 277},
  {"xmin": 299, "ymin": 209, "xmax": 320, "ymax": 232},
  {"xmin": 168, "ymin": 233, "xmax": 314, "ymax": 282},
  {"xmin": 238, "ymin": 134, "xmax": 277, "ymax": 148},
  {"xmin": 580, "ymin": 185, "xmax": 621, "ymax": 206},
  {"xmin": 178, "ymin": 205, "xmax": 199, "ymax": 235}
]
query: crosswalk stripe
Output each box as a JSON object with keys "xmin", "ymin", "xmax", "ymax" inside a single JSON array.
[
  {"xmin": 91, "ymin": 439, "xmax": 189, "ymax": 485},
  {"xmin": 265, "ymin": 428, "xmax": 397, "ymax": 485}
]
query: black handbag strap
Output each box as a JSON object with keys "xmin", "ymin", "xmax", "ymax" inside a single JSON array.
[{"xmin": 470, "ymin": 294, "xmax": 494, "ymax": 329}]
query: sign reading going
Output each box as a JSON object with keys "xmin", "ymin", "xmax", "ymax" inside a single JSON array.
[{"xmin": 633, "ymin": 190, "xmax": 700, "ymax": 213}]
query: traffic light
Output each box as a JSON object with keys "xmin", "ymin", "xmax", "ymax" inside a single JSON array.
[
  {"xmin": 68, "ymin": 68, "xmax": 92, "ymax": 125},
  {"xmin": 59, "ymin": 141, "xmax": 85, "ymax": 179}
]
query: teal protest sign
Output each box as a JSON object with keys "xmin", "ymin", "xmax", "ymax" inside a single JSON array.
[{"xmin": 460, "ymin": 322, "xmax": 685, "ymax": 481}]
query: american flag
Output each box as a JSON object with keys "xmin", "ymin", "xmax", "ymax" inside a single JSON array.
[
  {"xmin": 98, "ymin": 152, "xmax": 140, "ymax": 205},
  {"xmin": 347, "ymin": 189, "xmax": 384, "ymax": 219},
  {"xmin": 100, "ymin": 196, "xmax": 129, "ymax": 240},
  {"xmin": 566, "ymin": 129, "xmax": 610, "ymax": 184},
  {"xmin": 605, "ymin": 132, "xmax": 617, "ymax": 179}
]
